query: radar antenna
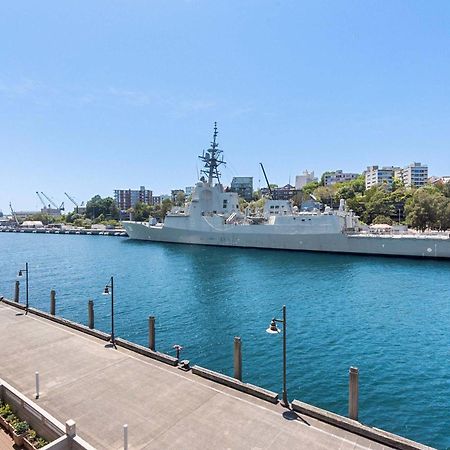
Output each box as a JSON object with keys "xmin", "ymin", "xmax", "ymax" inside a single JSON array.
[{"xmin": 198, "ymin": 122, "xmax": 226, "ymax": 185}]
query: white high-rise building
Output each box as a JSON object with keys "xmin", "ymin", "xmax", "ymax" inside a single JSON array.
[
  {"xmin": 365, "ymin": 166, "xmax": 399, "ymax": 189},
  {"xmin": 394, "ymin": 162, "xmax": 428, "ymax": 188},
  {"xmin": 295, "ymin": 170, "xmax": 317, "ymax": 190}
]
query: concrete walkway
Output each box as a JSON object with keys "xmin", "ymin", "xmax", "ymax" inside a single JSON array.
[{"xmin": 0, "ymin": 303, "xmax": 410, "ymax": 449}]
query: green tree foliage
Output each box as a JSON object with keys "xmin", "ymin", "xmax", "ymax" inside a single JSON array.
[
  {"xmin": 24, "ymin": 213, "xmax": 56, "ymax": 225},
  {"xmin": 372, "ymin": 215, "xmax": 393, "ymax": 225},
  {"xmin": 314, "ymin": 185, "xmax": 337, "ymax": 206},
  {"xmin": 175, "ymin": 191, "xmax": 186, "ymax": 206},
  {"xmin": 85, "ymin": 195, "xmax": 119, "ymax": 220},
  {"xmin": 362, "ymin": 186, "xmax": 396, "ymax": 224},
  {"xmin": 333, "ymin": 175, "xmax": 365, "ymax": 200},
  {"xmin": 405, "ymin": 188, "xmax": 450, "ymax": 231},
  {"xmin": 302, "ymin": 181, "xmax": 320, "ymax": 195},
  {"xmin": 132, "ymin": 202, "xmax": 153, "ymax": 221}
]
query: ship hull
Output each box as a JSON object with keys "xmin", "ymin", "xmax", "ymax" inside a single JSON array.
[{"xmin": 123, "ymin": 222, "xmax": 450, "ymax": 259}]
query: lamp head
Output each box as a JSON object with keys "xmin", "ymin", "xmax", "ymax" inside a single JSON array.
[
  {"xmin": 17, "ymin": 270, "xmax": 23, "ymax": 278},
  {"xmin": 102, "ymin": 286, "xmax": 110, "ymax": 295},
  {"xmin": 266, "ymin": 318, "xmax": 280, "ymax": 334}
]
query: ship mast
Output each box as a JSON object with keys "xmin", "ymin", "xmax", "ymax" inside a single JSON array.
[{"xmin": 199, "ymin": 122, "xmax": 226, "ymax": 186}]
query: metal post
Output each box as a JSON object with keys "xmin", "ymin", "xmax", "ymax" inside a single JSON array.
[
  {"xmin": 123, "ymin": 424, "xmax": 128, "ymax": 450},
  {"xmin": 110, "ymin": 276, "xmax": 115, "ymax": 346},
  {"xmin": 349, "ymin": 366, "xmax": 359, "ymax": 420},
  {"xmin": 233, "ymin": 336, "xmax": 242, "ymax": 381},
  {"xmin": 282, "ymin": 305, "xmax": 288, "ymax": 407},
  {"xmin": 25, "ymin": 262, "xmax": 29, "ymax": 314},
  {"xmin": 35, "ymin": 371, "xmax": 40, "ymax": 399},
  {"xmin": 14, "ymin": 280, "xmax": 20, "ymax": 302},
  {"xmin": 88, "ymin": 300, "xmax": 94, "ymax": 329},
  {"xmin": 149, "ymin": 316, "xmax": 155, "ymax": 351},
  {"xmin": 50, "ymin": 290, "xmax": 56, "ymax": 315}
]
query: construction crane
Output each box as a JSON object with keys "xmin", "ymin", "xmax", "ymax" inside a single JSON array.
[
  {"xmin": 9, "ymin": 202, "xmax": 20, "ymax": 227},
  {"xmin": 40, "ymin": 192, "xmax": 64, "ymax": 212},
  {"xmin": 259, "ymin": 163, "xmax": 273, "ymax": 199},
  {"xmin": 64, "ymin": 192, "xmax": 85, "ymax": 214},
  {"xmin": 36, "ymin": 191, "xmax": 49, "ymax": 209}
]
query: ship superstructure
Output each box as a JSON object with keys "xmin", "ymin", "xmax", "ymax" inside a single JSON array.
[{"xmin": 123, "ymin": 125, "xmax": 450, "ymax": 259}]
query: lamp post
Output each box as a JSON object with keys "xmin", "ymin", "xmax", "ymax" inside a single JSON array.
[
  {"xmin": 266, "ymin": 304, "xmax": 288, "ymax": 407},
  {"xmin": 102, "ymin": 276, "xmax": 116, "ymax": 348},
  {"xmin": 17, "ymin": 262, "xmax": 29, "ymax": 315}
]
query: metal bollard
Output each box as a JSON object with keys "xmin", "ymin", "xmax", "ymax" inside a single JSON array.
[
  {"xmin": 123, "ymin": 424, "xmax": 128, "ymax": 450},
  {"xmin": 88, "ymin": 300, "xmax": 94, "ymax": 329},
  {"xmin": 50, "ymin": 290, "xmax": 56, "ymax": 315},
  {"xmin": 14, "ymin": 281, "xmax": 20, "ymax": 302},
  {"xmin": 66, "ymin": 419, "xmax": 76, "ymax": 438},
  {"xmin": 35, "ymin": 371, "xmax": 40, "ymax": 399},
  {"xmin": 234, "ymin": 336, "xmax": 242, "ymax": 381},
  {"xmin": 148, "ymin": 316, "xmax": 155, "ymax": 351},
  {"xmin": 348, "ymin": 366, "xmax": 359, "ymax": 420},
  {"xmin": 173, "ymin": 344, "xmax": 183, "ymax": 360}
]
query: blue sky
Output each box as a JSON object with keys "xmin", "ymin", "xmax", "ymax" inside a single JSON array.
[{"xmin": 1, "ymin": 0, "xmax": 449, "ymax": 212}]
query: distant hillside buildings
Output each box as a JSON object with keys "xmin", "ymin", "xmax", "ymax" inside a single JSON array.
[
  {"xmin": 394, "ymin": 162, "xmax": 428, "ymax": 188},
  {"xmin": 365, "ymin": 163, "xmax": 428, "ymax": 189},
  {"xmin": 295, "ymin": 171, "xmax": 316, "ymax": 190},
  {"xmin": 113, "ymin": 161, "xmax": 432, "ymax": 211},
  {"xmin": 230, "ymin": 177, "xmax": 253, "ymax": 201},
  {"xmin": 114, "ymin": 186, "xmax": 153, "ymax": 210},
  {"xmin": 323, "ymin": 170, "xmax": 359, "ymax": 186}
]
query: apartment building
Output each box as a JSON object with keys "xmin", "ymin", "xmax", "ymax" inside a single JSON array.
[
  {"xmin": 114, "ymin": 186, "xmax": 153, "ymax": 210},
  {"xmin": 230, "ymin": 177, "xmax": 253, "ymax": 201},
  {"xmin": 323, "ymin": 170, "xmax": 359, "ymax": 186},
  {"xmin": 394, "ymin": 162, "xmax": 428, "ymax": 188},
  {"xmin": 365, "ymin": 166, "xmax": 400, "ymax": 189}
]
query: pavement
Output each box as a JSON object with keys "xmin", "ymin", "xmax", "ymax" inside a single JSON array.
[
  {"xmin": 0, "ymin": 427, "xmax": 14, "ymax": 449},
  {"xmin": 0, "ymin": 302, "xmax": 409, "ymax": 450}
]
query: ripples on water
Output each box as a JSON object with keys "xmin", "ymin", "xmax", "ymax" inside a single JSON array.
[{"xmin": 1, "ymin": 234, "xmax": 449, "ymax": 448}]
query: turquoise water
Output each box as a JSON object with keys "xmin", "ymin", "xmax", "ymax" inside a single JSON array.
[{"xmin": 0, "ymin": 233, "xmax": 449, "ymax": 449}]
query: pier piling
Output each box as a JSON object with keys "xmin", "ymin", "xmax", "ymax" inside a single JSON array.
[
  {"xmin": 88, "ymin": 300, "xmax": 94, "ymax": 329},
  {"xmin": 14, "ymin": 280, "xmax": 19, "ymax": 303},
  {"xmin": 123, "ymin": 424, "xmax": 128, "ymax": 450},
  {"xmin": 35, "ymin": 371, "xmax": 40, "ymax": 399},
  {"xmin": 234, "ymin": 336, "xmax": 242, "ymax": 381},
  {"xmin": 66, "ymin": 420, "xmax": 76, "ymax": 438},
  {"xmin": 149, "ymin": 316, "xmax": 155, "ymax": 351},
  {"xmin": 349, "ymin": 366, "xmax": 359, "ymax": 421},
  {"xmin": 50, "ymin": 290, "xmax": 56, "ymax": 315}
]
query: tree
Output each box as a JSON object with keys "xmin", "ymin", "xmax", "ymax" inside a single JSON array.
[
  {"xmin": 372, "ymin": 215, "xmax": 393, "ymax": 225},
  {"xmin": 313, "ymin": 185, "xmax": 336, "ymax": 207},
  {"xmin": 175, "ymin": 192, "xmax": 186, "ymax": 206},
  {"xmin": 362, "ymin": 186, "xmax": 395, "ymax": 224},
  {"xmin": 334, "ymin": 176, "xmax": 365, "ymax": 200},
  {"xmin": 85, "ymin": 195, "xmax": 119, "ymax": 220},
  {"xmin": 404, "ymin": 189, "xmax": 441, "ymax": 230},
  {"xmin": 302, "ymin": 181, "xmax": 320, "ymax": 195},
  {"xmin": 24, "ymin": 213, "xmax": 55, "ymax": 225},
  {"xmin": 132, "ymin": 202, "xmax": 153, "ymax": 222}
]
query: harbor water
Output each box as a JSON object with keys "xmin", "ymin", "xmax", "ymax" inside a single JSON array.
[{"xmin": 0, "ymin": 233, "xmax": 449, "ymax": 449}]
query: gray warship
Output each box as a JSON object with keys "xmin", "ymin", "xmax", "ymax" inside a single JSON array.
[{"xmin": 123, "ymin": 125, "xmax": 450, "ymax": 259}]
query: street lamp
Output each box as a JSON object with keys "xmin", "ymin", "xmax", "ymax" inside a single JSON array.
[
  {"xmin": 17, "ymin": 262, "xmax": 29, "ymax": 315},
  {"xmin": 266, "ymin": 305, "xmax": 288, "ymax": 407},
  {"xmin": 102, "ymin": 276, "xmax": 116, "ymax": 348}
]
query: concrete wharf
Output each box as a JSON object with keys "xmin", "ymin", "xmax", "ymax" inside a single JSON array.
[
  {"xmin": 0, "ymin": 301, "xmax": 432, "ymax": 450},
  {"xmin": 0, "ymin": 227, "xmax": 128, "ymax": 236}
]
